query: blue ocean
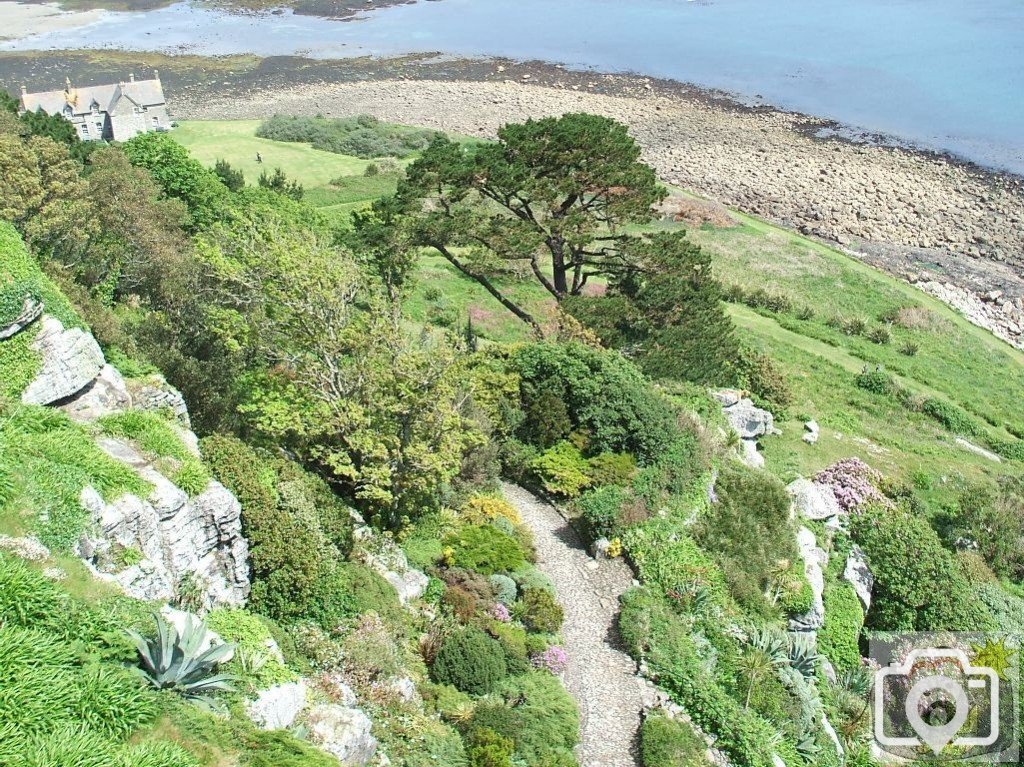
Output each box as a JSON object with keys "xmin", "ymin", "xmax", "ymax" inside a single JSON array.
[{"xmin": 4, "ymin": 0, "xmax": 1023, "ymax": 173}]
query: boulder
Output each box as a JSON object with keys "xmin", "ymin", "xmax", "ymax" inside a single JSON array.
[
  {"xmin": 802, "ymin": 420, "xmax": 820, "ymax": 445},
  {"xmin": 359, "ymin": 537, "xmax": 427, "ymax": 605},
  {"xmin": 788, "ymin": 527, "xmax": 827, "ymax": 632},
  {"xmin": 591, "ymin": 537, "xmax": 612, "ymax": 560},
  {"xmin": 720, "ymin": 396, "xmax": 775, "ymax": 439},
  {"xmin": 247, "ymin": 679, "xmax": 308, "ymax": 730},
  {"xmin": 59, "ymin": 364, "xmax": 132, "ymax": 422},
  {"xmin": 787, "ymin": 478, "xmax": 843, "ymax": 521},
  {"xmin": 21, "ymin": 316, "xmax": 104, "ymax": 405},
  {"xmin": 740, "ymin": 439, "xmax": 764, "ymax": 468},
  {"xmin": 843, "ymin": 546, "xmax": 874, "ymax": 612},
  {"xmin": 0, "ymin": 296, "xmax": 43, "ymax": 340},
  {"xmin": 307, "ymin": 704, "xmax": 378, "ymax": 766},
  {"xmin": 0, "ymin": 534, "xmax": 50, "ymax": 561}
]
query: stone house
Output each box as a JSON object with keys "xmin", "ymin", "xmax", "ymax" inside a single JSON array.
[{"xmin": 19, "ymin": 72, "xmax": 170, "ymax": 142}]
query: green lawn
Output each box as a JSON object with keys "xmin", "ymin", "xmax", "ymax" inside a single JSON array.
[{"xmin": 171, "ymin": 120, "xmax": 1023, "ymax": 501}]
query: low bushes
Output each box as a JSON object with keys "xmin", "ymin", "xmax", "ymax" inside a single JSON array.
[
  {"xmin": 920, "ymin": 397, "xmax": 981, "ymax": 436},
  {"xmin": 444, "ymin": 524, "xmax": 527, "ymax": 576},
  {"xmin": 851, "ymin": 503, "xmax": 992, "ymax": 631},
  {"xmin": 256, "ymin": 114, "xmax": 438, "ymax": 159},
  {"xmin": 468, "ymin": 672, "xmax": 579, "ymax": 765},
  {"xmin": 530, "ymin": 441, "xmax": 592, "ymax": 498},
  {"xmin": 640, "ymin": 714, "xmax": 710, "ymax": 767},
  {"xmin": 516, "ymin": 587, "xmax": 564, "ymax": 634},
  {"xmin": 431, "ymin": 627, "xmax": 509, "ymax": 695},
  {"xmin": 576, "ymin": 485, "xmax": 629, "ymax": 540},
  {"xmin": 817, "ymin": 582, "xmax": 863, "ymax": 673},
  {"xmin": 620, "ymin": 588, "xmax": 780, "ymax": 767}
]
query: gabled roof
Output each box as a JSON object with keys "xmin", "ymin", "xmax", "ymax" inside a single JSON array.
[{"xmin": 20, "ymin": 77, "xmax": 165, "ymax": 117}]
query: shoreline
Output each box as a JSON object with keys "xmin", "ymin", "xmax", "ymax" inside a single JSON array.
[{"xmin": 1, "ymin": 50, "xmax": 1022, "ymax": 346}]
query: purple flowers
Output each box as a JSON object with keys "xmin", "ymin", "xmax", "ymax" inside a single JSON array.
[
  {"xmin": 491, "ymin": 602, "xmax": 512, "ymax": 623},
  {"xmin": 531, "ymin": 645, "xmax": 568, "ymax": 674},
  {"xmin": 814, "ymin": 458, "xmax": 886, "ymax": 513}
]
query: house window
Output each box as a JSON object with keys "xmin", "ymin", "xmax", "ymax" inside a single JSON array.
[
  {"xmin": 95, "ymin": 121, "xmax": 103, "ymax": 132},
  {"xmin": 151, "ymin": 116, "xmax": 159, "ymax": 125},
  {"xmin": 81, "ymin": 124, "xmax": 89, "ymax": 136}
]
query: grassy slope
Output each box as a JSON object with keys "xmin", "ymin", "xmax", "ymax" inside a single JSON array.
[{"xmin": 172, "ymin": 120, "xmax": 1023, "ymax": 502}]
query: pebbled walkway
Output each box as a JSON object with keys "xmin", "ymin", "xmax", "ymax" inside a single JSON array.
[{"xmin": 501, "ymin": 482, "xmax": 643, "ymax": 767}]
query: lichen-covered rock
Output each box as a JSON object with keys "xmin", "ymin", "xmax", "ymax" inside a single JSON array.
[
  {"xmin": 307, "ymin": 704, "xmax": 378, "ymax": 766},
  {"xmin": 715, "ymin": 390, "xmax": 775, "ymax": 439},
  {"xmin": 843, "ymin": 545, "xmax": 874, "ymax": 612},
  {"xmin": 0, "ymin": 534, "xmax": 50, "ymax": 561},
  {"xmin": 787, "ymin": 478, "xmax": 843, "ymax": 521},
  {"xmin": 740, "ymin": 438, "xmax": 764, "ymax": 468},
  {"xmin": 129, "ymin": 375, "xmax": 191, "ymax": 427},
  {"xmin": 59, "ymin": 364, "xmax": 132, "ymax": 422},
  {"xmin": 247, "ymin": 679, "xmax": 308, "ymax": 730},
  {"xmin": 78, "ymin": 439, "xmax": 249, "ymax": 608},
  {"xmin": 802, "ymin": 420, "xmax": 820, "ymax": 445},
  {"xmin": 358, "ymin": 536, "xmax": 427, "ymax": 605},
  {"xmin": 789, "ymin": 526, "xmax": 827, "ymax": 632},
  {"xmin": 0, "ymin": 296, "xmax": 43, "ymax": 340},
  {"xmin": 22, "ymin": 316, "xmax": 104, "ymax": 405}
]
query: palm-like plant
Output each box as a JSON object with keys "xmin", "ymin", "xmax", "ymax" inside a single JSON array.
[
  {"xmin": 127, "ymin": 613, "xmax": 236, "ymax": 711},
  {"xmin": 738, "ymin": 627, "xmax": 788, "ymax": 709}
]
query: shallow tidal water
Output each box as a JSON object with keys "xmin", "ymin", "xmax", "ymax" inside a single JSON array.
[{"xmin": 4, "ymin": 0, "xmax": 1023, "ymax": 174}]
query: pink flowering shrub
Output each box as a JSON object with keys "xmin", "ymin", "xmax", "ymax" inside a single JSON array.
[
  {"xmin": 530, "ymin": 645, "xmax": 568, "ymax": 674},
  {"xmin": 813, "ymin": 458, "xmax": 886, "ymax": 513},
  {"xmin": 491, "ymin": 602, "xmax": 512, "ymax": 623}
]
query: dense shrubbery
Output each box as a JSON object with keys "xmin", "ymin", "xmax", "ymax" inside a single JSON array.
[
  {"xmin": 640, "ymin": 714, "xmax": 710, "ymax": 767},
  {"xmin": 432, "ymin": 627, "xmax": 509, "ymax": 695},
  {"xmin": 257, "ymin": 114, "xmax": 439, "ymax": 158},
  {"xmin": 817, "ymin": 582, "xmax": 863, "ymax": 673},
  {"xmin": 516, "ymin": 587, "xmax": 565, "ymax": 634},
  {"xmin": 200, "ymin": 435, "xmax": 357, "ymax": 623},
  {"xmin": 468, "ymin": 672, "xmax": 579, "ymax": 765},
  {"xmin": 444, "ymin": 524, "xmax": 527, "ymax": 576},
  {"xmin": 851, "ymin": 503, "xmax": 992, "ymax": 631},
  {"xmin": 513, "ymin": 343, "xmax": 678, "ymax": 462},
  {"xmin": 693, "ymin": 465, "xmax": 796, "ymax": 616},
  {"xmin": 946, "ymin": 477, "xmax": 1024, "ymax": 580},
  {"xmin": 920, "ymin": 397, "xmax": 981, "ymax": 436}
]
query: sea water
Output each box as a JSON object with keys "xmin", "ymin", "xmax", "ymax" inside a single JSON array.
[{"xmin": 3, "ymin": 0, "xmax": 1022, "ymax": 174}]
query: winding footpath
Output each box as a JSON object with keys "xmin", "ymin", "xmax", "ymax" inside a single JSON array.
[{"xmin": 501, "ymin": 482, "xmax": 643, "ymax": 767}]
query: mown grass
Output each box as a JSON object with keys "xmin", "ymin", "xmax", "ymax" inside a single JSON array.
[{"xmin": 171, "ymin": 120, "xmax": 1024, "ymax": 503}]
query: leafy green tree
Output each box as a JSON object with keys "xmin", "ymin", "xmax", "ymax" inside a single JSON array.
[
  {"xmin": 77, "ymin": 147, "xmax": 191, "ymax": 303},
  {"xmin": 364, "ymin": 114, "xmax": 666, "ymax": 335},
  {"xmin": 0, "ymin": 134, "xmax": 95, "ymax": 260},
  {"xmin": 122, "ymin": 132, "xmax": 229, "ymax": 230}
]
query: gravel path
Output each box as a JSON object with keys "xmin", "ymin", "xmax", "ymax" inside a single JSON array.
[{"xmin": 501, "ymin": 482, "xmax": 643, "ymax": 767}]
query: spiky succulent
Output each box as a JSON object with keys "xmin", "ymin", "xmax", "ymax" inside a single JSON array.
[
  {"xmin": 788, "ymin": 635, "xmax": 821, "ymax": 678},
  {"xmin": 127, "ymin": 612, "xmax": 235, "ymax": 710}
]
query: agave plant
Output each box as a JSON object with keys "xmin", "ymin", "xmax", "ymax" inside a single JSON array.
[
  {"xmin": 127, "ymin": 612, "xmax": 236, "ymax": 710},
  {"xmin": 787, "ymin": 635, "xmax": 821, "ymax": 678}
]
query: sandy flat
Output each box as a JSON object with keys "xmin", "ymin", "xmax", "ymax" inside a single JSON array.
[{"xmin": 0, "ymin": 2, "xmax": 106, "ymax": 41}]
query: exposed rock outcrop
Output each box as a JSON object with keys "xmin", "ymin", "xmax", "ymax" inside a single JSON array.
[
  {"xmin": 355, "ymin": 527, "xmax": 428, "ymax": 605},
  {"xmin": 307, "ymin": 704, "xmax": 378, "ymax": 766},
  {"xmin": 21, "ymin": 316, "xmax": 104, "ymax": 405},
  {"xmin": 248, "ymin": 679, "xmax": 309, "ymax": 731},
  {"xmin": 59, "ymin": 364, "xmax": 132, "ymax": 422},
  {"xmin": 714, "ymin": 389, "xmax": 776, "ymax": 469},
  {"xmin": 787, "ymin": 478, "xmax": 843, "ymax": 522},
  {"xmin": 0, "ymin": 296, "xmax": 43, "ymax": 340},
  {"xmin": 843, "ymin": 545, "xmax": 874, "ymax": 612},
  {"xmin": 789, "ymin": 527, "xmax": 827, "ymax": 633},
  {"xmin": 78, "ymin": 463, "xmax": 250, "ymax": 609}
]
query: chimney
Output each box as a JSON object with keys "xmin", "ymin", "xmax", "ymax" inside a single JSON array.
[
  {"xmin": 153, "ymin": 69, "xmax": 160, "ymax": 81},
  {"xmin": 129, "ymin": 72, "xmax": 135, "ymax": 82},
  {"xmin": 20, "ymin": 85, "xmax": 26, "ymax": 95}
]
